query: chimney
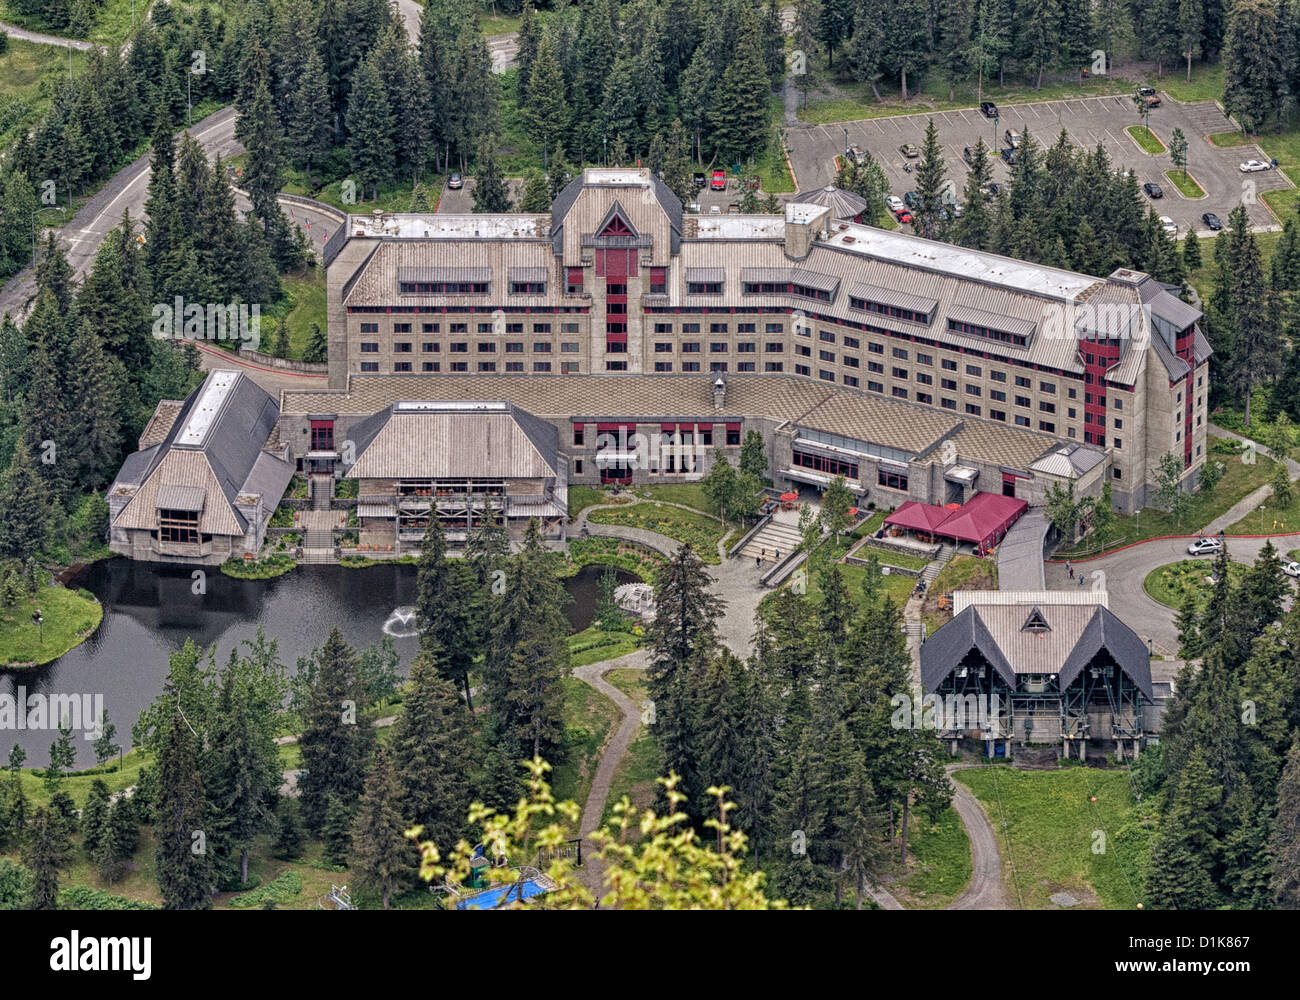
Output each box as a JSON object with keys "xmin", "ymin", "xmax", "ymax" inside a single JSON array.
[{"xmin": 712, "ymin": 376, "xmax": 726, "ymax": 411}]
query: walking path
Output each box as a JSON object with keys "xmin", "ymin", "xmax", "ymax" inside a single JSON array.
[
  {"xmin": 0, "ymin": 19, "xmax": 100, "ymax": 49},
  {"xmin": 945, "ymin": 764, "xmax": 1011, "ymax": 909}
]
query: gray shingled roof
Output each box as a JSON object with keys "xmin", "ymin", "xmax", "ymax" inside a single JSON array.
[
  {"xmin": 921, "ymin": 607, "xmax": 1017, "ymax": 692},
  {"xmin": 790, "ymin": 184, "xmax": 869, "ymax": 219}
]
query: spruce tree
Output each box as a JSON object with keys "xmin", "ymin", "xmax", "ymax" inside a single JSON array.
[
  {"xmin": 0, "ymin": 439, "xmax": 51, "ymax": 559},
  {"xmin": 414, "ymin": 517, "xmax": 479, "ymax": 707},
  {"xmin": 525, "ymin": 31, "xmax": 568, "ymax": 166},
  {"xmin": 349, "ymin": 748, "xmax": 412, "ymax": 909},
  {"xmin": 80, "ymin": 779, "xmax": 112, "ymax": 860},
  {"xmin": 303, "ymin": 323, "xmax": 328, "ymax": 364},
  {"xmin": 271, "ymin": 799, "xmax": 306, "ymax": 860},
  {"xmin": 1146, "ymin": 748, "xmax": 1223, "ymax": 909},
  {"xmin": 390, "ymin": 651, "xmax": 475, "ymax": 851},
  {"xmin": 1270, "ymin": 734, "xmax": 1300, "ymax": 908},
  {"xmin": 297, "ymin": 628, "xmax": 376, "ymax": 833},
  {"xmin": 96, "ymin": 799, "xmax": 138, "ymax": 885},
  {"xmin": 154, "ymin": 708, "xmax": 212, "ymax": 910},
  {"xmin": 21, "ymin": 807, "xmax": 67, "ymax": 910},
  {"xmin": 913, "ymin": 118, "xmax": 947, "ymax": 240},
  {"xmin": 472, "ymin": 137, "xmax": 511, "ymax": 213},
  {"xmin": 321, "ymin": 794, "xmax": 355, "ymax": 866}
]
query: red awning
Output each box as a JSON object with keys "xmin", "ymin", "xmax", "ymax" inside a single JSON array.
[
  {"xmin": 932, "ymin": 492, "xmax": 1028, "ymax": 550},
  {"xmin": 884, "ymin": 500, "xmax": 951, "ymax": 533}
]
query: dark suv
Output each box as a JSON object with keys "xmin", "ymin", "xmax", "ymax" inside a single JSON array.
[{"xmin": 980, "ymin": 101, "xmax": 998, "ymax": 118}]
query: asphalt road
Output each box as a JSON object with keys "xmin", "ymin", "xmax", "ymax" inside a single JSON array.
[{"xmin": 785, "ymin": 91, "xmax": 1290, "ymax": 238}]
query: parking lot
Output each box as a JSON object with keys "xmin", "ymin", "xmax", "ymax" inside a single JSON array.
[{"xmin": 786, "ymin": 92, "xmax": 1293, "ymax": 238}]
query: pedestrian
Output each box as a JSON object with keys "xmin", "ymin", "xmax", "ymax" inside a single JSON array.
[
  {"xmin": 775, "ymin": 549, "xmax": 780, "ymax": 561},
  {"xmin": 761, "ymin": 548, "xmax": 766, "ymax": 560},
  {"xmin": 1068, "ymin": 564, "xmax": 1074, "ymax": 580},
  {"xmin": 755, "ymin": 554, "xmax": 761, "ymax": 568},
  {"xmin": 1078, "ymin": 573, "xmax": 1085, "ymax": 588}
]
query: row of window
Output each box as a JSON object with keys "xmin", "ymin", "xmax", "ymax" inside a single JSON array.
[
  {"xmin": 359, "ymin": 322, "xmax": 579, "ymax": 334},
  {"xmin": 361, "ymin": 341, "xmax": 582, "ymax": 354},
  {"xmin": 359, "ymin": 361, "xmax": 581, "ymax": 373}
]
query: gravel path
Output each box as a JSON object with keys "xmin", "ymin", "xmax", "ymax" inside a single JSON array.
[{"xmin": 946, "ymin": 764, "xmax": 1012, "ymax": 910}]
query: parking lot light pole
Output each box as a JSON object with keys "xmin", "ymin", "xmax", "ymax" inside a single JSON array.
[{"xmin": 843, "ymin": 127, "xmax": 849, "ymax": 157}]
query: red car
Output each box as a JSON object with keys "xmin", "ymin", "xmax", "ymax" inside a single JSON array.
[
  {"xmin": 894, "ymin": 208, "xmax": 913, "ymax": 224},
  {"xmin": 710, "ymin": 169, "xmax": 727, "ymax": 191}
]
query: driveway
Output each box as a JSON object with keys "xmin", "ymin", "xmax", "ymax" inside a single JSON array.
[{"xmin": 786, "ymin": 92, "xmax": 1288, "ymax": 238}]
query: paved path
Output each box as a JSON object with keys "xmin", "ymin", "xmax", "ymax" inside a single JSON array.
[
  {"xmin": 946, "ymin": 764, "xmax": 1011, "ymax": 909},
  {"xmin": 0, "ymin": 19, "xmax": 100, "ymax": 49}
]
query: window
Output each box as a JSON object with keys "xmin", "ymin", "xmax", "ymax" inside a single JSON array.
[
  {"xmin": 892, "ymin": 347, "xmax": 908, "ymax": 360},
  {"xmin": 533, "ymin": 342, "xmax": 552, "ymax": 353},
  {"xmin": 796, "ymin": 345, "xmax": 812, "ymax": 357},
  {"xmin": 505, "ymin": 342, "xmax": 524, "ymax": 353},
  {"xmin": 966, "ymin": 385, "xmax": 981, "ymax": 397},
  {"xmin": 711, "ymin": 323, "xmax": 729, "ymax": 334},
  {"xmin": 606, "ymin": 340, "xmax": 628, "ymax": 353},
  {"xmin": 158, "ymin": 508, "xmax": 200, "ymax": 544},
  {"xmin": 478, "ymin": 323, "xmax": 494, "ymax": 333},
  {"xmin": 360, "ymin": 342, "xmax": 378, "ymax": 353},
  {"xmin": 450, "ymin": 361, "xmax": 468, "ymax": 372},
  {"xmin": 421, "ymin": 342, "xmax": 439, "ymax": 353},
  {"xmin": 711, "ymin": 362, "xmax": 729, "ymax": 373},
  {"xmin": 682, "ymin": 323, "xmax": 700, "ymax": 333},
  {"xmin": 1114, "ymin": 398, "xmax": 1123, "ymax": 409},
  {"xmin": 989, "ymin": 370, "xmax": 1006, "ymax": 382},
  {"xmin": 737, "ymin": 361, "xmax": 755, "ymax": 372},
  {"xmin": 682, "ymin": 342, "xmax": 701, "ymax": 353},
  {"xmin": 561, "ymin": 361, "xmax": 580, "ymax": 373},
  {"xmin": 765, "ymin": 342, "xmax": 784, "ymax": 353},
  {"xmin": 505, "ymin": 323, "xmax": 523, "ymax": 334},
  {"xmin": 509, "ymin": 281, "xmax": 545, "ymax": 295},
  {"xmin": 561, "ymin": 342, "xmax": 580, "ymax": 353},
  {"xmin": 655, "ymin": 323, "xmax": 674, "ymax": 334},
  {"xmin": 917, "ymin": 372, "xmax": 933, "ymax": 385},
  {"xmin": 892, "ymin": 367, "xmax": 907, "ymax": 379},
  {"xmin": 399, "ymin": 281, "xmax": 487, "ymax": 294},
  {"xmin": 606, "ymin": 360, "xmax": 628, "ymax": 371},
  {"xmin": 1114, "ymin": 438, "xmax": 1122, "ymax": 449},
  {"xmin": 422, "ymin": 362, "xmax": 439, "ymax": 372},
  {"xmin": 360, "ymin": 322, "xmax": 378, "ymax": 333},
  {"xmin": 1015, "ymin": 375, "xmax": 1031, "ymax": 388},
  {"xmin": 966, "ymin": 364, "xmax": 982, "ymax": 377},
  {"xmin": 505, "ymin": 361, "xmax": 524, "ymax": 372},
  {"xmin": 1039, "ymin": 401, "xmax": 1055, "ymax": 414},
  {"xmin": 916, "ymin": 392, "xmax": 932, "ymax": 405},
  {"xmin": 917, "ymin": 352, "xmax": 933, "ymax": 365},
  {"xmin": 655, "ymin": 342, "xmax": 673, "ymax": 353},
  {"xmin": 844, "ymin": 374, "xmax": 859, "ymax": 387},
  {"xmin": 360, "ymin": 361, "xmax": 379, "ymax": 372},
  {"xmin": 990, "ymin": 389, "xmax": 1006, "ymax": 402},
  {"xmin": 450, "ymin": 323, "xmax": 468, "ymax": 334},
  {"xmin": 1068, "ymin": 407, "xmax": 1076, "ymax": 418},
  {"xmin": 1040, "ymin": 381, "xmax": 1055, "ymax": 394},
  {"xmin": 737, "ymin": 342, "xmax": 755, "ymax": 353},
  {"xmin": 712, "ymin": 342, "xmax": 729, "ymax": 353},
  {"xmin": 478, "ymin": 362, "xmax": 496, "ymax": 372},
  {"xmin": 687, "ymin": 281, "xmax": 723, "ymax": 294},
  {"xmin": 844, "ymin": 336, "xmax": 859, "ymax": 349},
  {"xmin": 1113, "ymin": 467, "xmax": 1122, "ymax": 479},
  {"xmin": 1015, "ymin": 395, "xmax": 1030, "ymax": 407},
  {"xmin": 533, "ymin": 323, "xmax": 551, "ymax": 333},
  {"xmin": 793, "ymin": 449, "xmax": 858, "ymax": 479},
  {"xmin": 941, "ymin": 398, "xmax": 956, "ymax": 410},
  {"xmin": 1039, "ymin": 421, "xmax": 1055, "ymax": 433},
  {"xmin": 941, "ymin": 378, "xmax": 957, "ymax": 391},
  {"xmin": 892, "ymin": 386, "xmax": 908, "ymax": 399},
  {"xmin": 393, "ymin": 323, "xmax": 411, "ymax": 334},
  {"xmin": 965, "ymin": 403, "xmax": 980, "ymax": 415},
  {"xmin": 822, "ymin": 350, "xmax": 837, "ymax": 362},
  {"xmin": 655, "ymin": 361, "xmax": 673, "ymax": 372},
  {"xmin": 878, "ymin": 469, "xmax": 909, "ymax": 491},
  {"xmin": 868, "ymin": 361, "xmax": 884, "ymax": 374},
  {"xmin": 947, "ymin": 317, "xmax": 1029, "ymax": 347},
  {"xmin": 820, "ymin": 330, "xmax": 836, "ymax": 343},
  {"xmin": 477, "ymin": 342, "xmax": 496, "ymax": 353},
  {"xmin": 533, "ymin": 361, "xmax": 552, "ymax": 372},
  {"xmin": 868, "ymin": 342, "xmax": 884, "ymax": 354},
  {"xmin": 393, "ymin": 361, "xmax": 412, "ymax": 372},
  {"xmin": 765, "ymin": 362, "xmax": 784, "ymax": 372},
  {"xmin": 765, "ymin": 323, "xmax": 784, "ymax": 333},
  {"xmin": 1015, "ymin": 414, "xmax": 1030, "ymax": 427},
  {"xmin": 849, "ymin": 297, "xmax": 930, "ymax": 324},
  {"xmin": 392, "ymin": 342, "xmax": 412, "ymax": 353},
  {"xmin": 562, "ymin": 323, "xmax": 580, "ymax": 333},
  {"xmin": 737, "ymin": 323, "xmax": 756, "ymax": 334},
  {"xmin": 990, "ymin": 409, "xmax": 1005, "ymax": 421},
  {"xmin": 796, "ymin": 364, "xmax": 812, "ymax": 376},
  {"xmin": 942, "ymin": 358, "xmax": 958, "ymax": 371},
  {"xmin": 649, "ymin": 268, "xmax": 666, "ymax": 294},
  {"xmin": 566, "ymin": 268, "xmax": 584, "ymax": 294},
  {"xmin": 1068, "ymin": 387, "xmax": 1077, "ymax": 399},
  {"xmin": 844, "ymin": 356, "xmax": 859, "ymax": 368},
  {"xmin": 819, "ymin": 369, "xmax": 836, "ymax": 382},
  {"xmin": 867, "ymin": 380, "xmax": 883, "ymax": 392}
]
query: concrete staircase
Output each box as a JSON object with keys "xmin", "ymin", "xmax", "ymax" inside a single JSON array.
[
  {"xmin": 309, "ymin": 474, "xmax": 332, "ymax": 511},
  {"xmin": 922, "ymin": 543, "xmax": 954, "ymax": 586},
  {"xmin": 737, "ymin": 517, "xmax": 803, "ymax": 563},
  {"xmin": 299, "ymin": 508, "xmax": 336, "ymax": 559}
]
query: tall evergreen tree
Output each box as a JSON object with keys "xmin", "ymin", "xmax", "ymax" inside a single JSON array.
[
  {"xmin": 153, "ymin": 708, "xmax": 213, "ymax": 910},
  {"xmin": 350, "ymin": 748, "xmax": 412, "ymax": 909},
  {"xmin": 21, "ymin": 807, "xmax": 67, "ymax": 910}
]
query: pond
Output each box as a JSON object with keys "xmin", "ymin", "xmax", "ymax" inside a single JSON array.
[{"xmin": 0, "ymin": 559, "xmax": 635, "ymax": 766}]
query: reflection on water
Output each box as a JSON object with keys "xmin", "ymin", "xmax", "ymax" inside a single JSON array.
[{"xmin": 0, "ymin": 559, "xmax": 635, "ymax": 765}]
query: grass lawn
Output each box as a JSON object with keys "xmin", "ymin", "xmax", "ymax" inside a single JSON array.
[
  {"xmin": 1164, "ymin": 169, "xmax": 1206, "ymax": 198},
  {"xmin": 567, "ymin": 626, "xmax": 643, "ymax": 668},
  {"xmin": 260, "ymin": 266, "xmax": 326, "ymax": 359},
  {"xmin": 852, "ymin": 542, "xmax": 932, "ymax": 572},
  {"xmin": 954, "ymin": 766, "xmax": 1150, "ymax": 909},
  {"xmin": 1142, "ymin": 558, "xmax": 1248, "ymax": 610},
  {"xmin": 274, "ymin": 158, "xmax": 441, "ymax": 216},
  {"xmin": 1289, "ymin": 549, "xmax": 1300, "ymax": 561},
  {"xmin": 1208, "ymin": 131, "xmax": 1255, "ymax": 148},
  {"xmin": 13, "ymin": 749, "xmax": 146, "ymax": 811},
  {"xmin": 1225, "ymin": 485, "xmax": 1300, "ymax": 535},
  {"xmin": 0, "ymin": 582, "xmax": 102, "ymax": 667},
  {"xmin": 895, "ymin": 806, "xmax": 972, "ymax": 909},
  {"xmin": 1058, "ymin": 437, "xmax": 1280, "ymax": 557},
  {"xmin": 587, "ymin": 502, "xmax": 726, "ymax": 562},
  {"xmin": 0, "ymin": 37, "xmax": 93, "ymax": 148},
  {"xmin": 803, "ymin": 558, "xmax": 915, "ymax": 607},
  {"xmin": 1126, "ymin": 125, "xmax": 1166, "ymax": 154},
  {"xmin": 599, "ymin": 668, "xmax": 662, "ymax": 827},
  {"xmin": 0, "ymin": 0, "xmax": 140, "ymax": 45},
  {"xmin": 1161, "ymin": 63, "xmax": 1225, "ymax": 104},
  {"xmin": 567, "ymin": 484, "xmax": 608, "ymax": 519},
  {"xmin": 564, "ymin": 536, "xmax": 663, "ymax": 583},
  {"xmin": 550, "ymin": 676, "xmax": 620, "ymax": 807},
  {"xmin": 630, "ymin": 483, "xmax": 714, "ymax": 513},
  {"xmin": 920, "ymin": 554, "xmax": 998, "ymax": 633}
]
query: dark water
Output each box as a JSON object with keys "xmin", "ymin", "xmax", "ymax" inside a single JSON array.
[{"xmin": 0, "ymin": 559, "xmax": 634, "ymax": 766}]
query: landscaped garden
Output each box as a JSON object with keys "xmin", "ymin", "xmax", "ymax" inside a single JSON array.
[
  {"xmin": 0, "ymin": 577, "xmax": 102, "ymax": 667},
  {"xmin": 1143, "ymin": 558, "xmax": 1248, "ymax": 611},
  {"xmin": 564, "ymin": 536, "xmax": 663, "ymax": 582},
  {"xmin": 220, "ymin": 553, "xmax": 297, "ymax": 580},
  {"xmin": 586, "ymin": 502, "xmax": 727, "ymax": 562},
  {"xmin": 1125, "ymin": 125, "xmax": 1165, "ymax": 154}
]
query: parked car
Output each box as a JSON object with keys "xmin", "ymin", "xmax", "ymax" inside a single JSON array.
[
  {"xmin": 693, "ymin": 171, "xmax": 706, "ymax": 188},
  {"xmin": 1004, "ymin": 129, "xmax": 1022, "ymax": 149},
  {"xmin": 944, "ymin": 201, "xmax": 964, "ymax": 219},
  {"xmin": 447, "ymin": 172, "xmax": 463, "ymax": 190},
  {"xmin": 999, "ymin": 147, "xmax": 1016, "ymax": 165},
  {"xmin": 1143, "ymin": 182, "xmax": 1163, "ymax": 198},
  {"xmin": 847, "ymin": 144, "xmax": 867, "ymax": 165},
  {"xmin": 980, "ymin": 101, "xmax": 998, "ymax": 118},
  {"xmin": 894, "ymin": 208, "xmax": 913, "ymax": 224},
  {"xmin": 1283, "ymin": 561, "xmax": 1300, "ymax": 578},
  {"xmin": 982, "ymin": 181, "xmax": 1002, "ymax": 198},
  {"xmin": 1240, "ymin": 159, "xmax": 1271, "ymax": 173},
  {"xmin": 710, "ymin": 168, "xmax": 727, "ymax": 190},
  {"xmin": 708, "ymin": 204, "xmax": 721, "ymax": 215},
  {"xmin": 1159, "ymin": 215, "xmax": 1177, "ymax": 236},
  {"xmin": 899, "ymin": 143, "xmax": 920, "ymax": 159},
  {"xmin": 886, "ymin": 195, "xmax": 906, "ymax": 213},
  {"xmin": 962, "ymin": 146, "xmax": 977, "ymax": 168},
  {"xmin": 1136, "ymin": 86, "xmax": 1161, "ymax": 107},
  {"xmin": 1187, "ymin": 537, "xmax": 1223, "ymax": 556},
  {"xmin": 1202, "ymin": 212, "xmax": 1223, "ymax": 230},
  {"xmin": 904, "ymin": 191, "xmax": 921, "ymax": 209}
]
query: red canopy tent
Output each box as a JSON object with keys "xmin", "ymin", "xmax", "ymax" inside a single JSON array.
[
  {"xmin": 778, "ymin": 492, "xmax": 799, "ymax": 502},
  {"xmin": 883, "ymin": 501, "xmax": 950, "ymax": 534},
  {"xmin": 931, "ymin": 492, "xmax": 1027, "ymax": 554}
]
